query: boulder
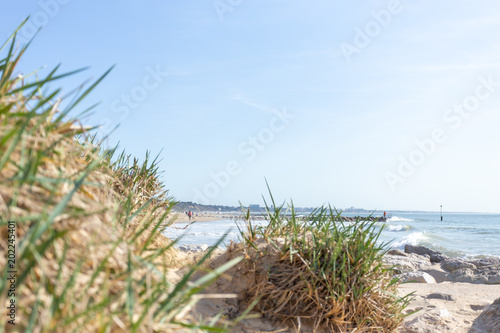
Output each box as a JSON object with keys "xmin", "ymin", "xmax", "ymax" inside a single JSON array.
[
  {"xmin": 440, "ymin": 258, "xmax": 476, "ymax": 272},
  {"xmin": 470, "ymin": 297, "xmax": 500, "ymax": 333},
  {"xmin": 387, "ymin": 249, "xmax": 406, "ymax": 256},
  {"xmin": 404, "ymin": 244, "xmax": 448, "ymax": 263},
  {"xmin": 399, "ymin": 271, "xmax": 436, "ymax": 284},
  {"xmin": 446, "ymin": 265, "xmax": 500, "ymax": 284},
  {"xmin": 420, "ymin": 267, "xmax": 448, "ymax": 283},
  {"xmin": 471, "ymin": 257, "xmax": 500, "ymax": 268},
  {"xmin": 178, "ymin": 244, "xmax": 210, "ymax": 252},
  {"xmin": 384, "ymin": 253, "xmax": 431, "ymax": 274}
]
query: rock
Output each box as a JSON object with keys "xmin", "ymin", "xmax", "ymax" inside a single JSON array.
[
  {"xmin": 399, "ymin": 271, "xmax": 436, "ymax": 284},
  {"xmin": 439, "ymin": 308, "xmax": 452, "ymax": 318},
  {"xmin": 446, "ymin": 265, "xmax": 500, "ymax": 284},
  {"xmin": 387, "ymin": 249, "xmax": 406, "ymax": 256},
  {"xmin": 447, "ymin": 268, "xmax": 476, "ymax": 283},
  {"xmin": 421, "ymin": 267, "xmax": 448, "ymax": 283},
  {"xmin": 441, "ymin": 258, "xmax": 477, "ymax": 272},
  {"xmin": 384, "ymin": 253, "xmax": 431, "ymax": 274},
  {"xmin": 404, "ymin": 244, "xmax": 434, "ymax": 256},
  {"xmin": 404, "ymin": 244, "xmax": 448, "ymax": 263},
  {"xmin": 178, "ymin": 244, "xmax": 210, "ymax": 252},
  {"xmin": 470, "ymin": 297, "xmax": 500, "ymax": 333},
  {"xmin": 471, "ymin": 257, "xmax": 500, "ymax": 268},
  {"xmin": 426, "ymin": 293, "xmax": 456, "ymax": 301}
]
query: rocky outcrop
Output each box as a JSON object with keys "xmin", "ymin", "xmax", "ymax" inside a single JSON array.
[
  {"xmin": 383, "ymin": 250, "xmax": 439, "ymax": 284},
  {"xmin": 383, "ymin": 246, "xmax": 491, "ymax": 284},
  {"xmin": 387, "ymin": 249, "xmax": 406, "ymax": 256},
  {"xmin": 470, "ymin": 297, "xmax": 500, "ymax": 333},
  {"xmin": 178, "ymin": 244, "xmax": 211, "ymax": 252},
  {"xmin": 471, "ymin": 257, "xmax": 500, "ymax": 268},
  {"xmin": 440, "ymin": 258, "xmax": 476, "ymax": 272},
  {"xmin": 384, "ymin": 253, "xmax": 432, "ymax": 274},
  {"xmin": 395, "ymin": 247, "xmax": 500, "ymax": 333},
  {"xmin": 404, "ymin": 244, "xmax": 449, "ymax": 263},
  {"xmin": 446, "ymin": 265, "xmax": 500, "ymax": 284},
  {"xmin": 388, "ymin": 245, "xmax": 500, "ymax": 285}
]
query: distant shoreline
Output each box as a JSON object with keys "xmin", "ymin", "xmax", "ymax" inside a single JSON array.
[
  {"xmin": 170, "ymin": 213, "xmax": 388, "ymax": 224},
  {"xmin": 172, "ymin": 202, "xmax": 500, "ymax": 216},
  {"xmin": 170, "ymin": 213, "xmax": 234, "ymax": 223}
]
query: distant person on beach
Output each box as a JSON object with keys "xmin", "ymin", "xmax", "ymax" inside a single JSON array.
[
  {"xmin": 384, "ymin": 211, "xmax": 386, "ymax": 219},
  {"xmin": 188, "ymin": 211, "xmax": 192, "ymax": 220}
]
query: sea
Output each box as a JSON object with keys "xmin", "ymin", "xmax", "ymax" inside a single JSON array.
[{"xmin": 164, "ymin": 212, "xmax": 500, "ymax": 259}]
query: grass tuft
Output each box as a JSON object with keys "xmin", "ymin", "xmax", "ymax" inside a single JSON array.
[{"xmin": 218, "ymin": 187, "xmax": 411, "ymax": 332}]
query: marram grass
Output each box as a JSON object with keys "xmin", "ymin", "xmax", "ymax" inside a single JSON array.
[
  {"xmin": 0, "ymin": 24, "xmax": 240, "ymax": 332},
  {"xmin": 215, "ymin": 188, "xmax": 411, "ymax": 332}
]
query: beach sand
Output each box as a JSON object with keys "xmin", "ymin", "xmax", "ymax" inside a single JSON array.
[
  {"xmin": 164, "ymin": 218, "xmax": 499, "ymax": 332},
  {"xmin": 398, "ymin": 274, "xmax": 499, "ymax": 332},
  {"xmin": 166, "ymin": 251, "xmax": 500, "ymax": 332}
]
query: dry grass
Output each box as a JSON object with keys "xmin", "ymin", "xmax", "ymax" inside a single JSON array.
[{"xmin": 211, "ymin": 192, "xmax": 411, "ymax": 332}]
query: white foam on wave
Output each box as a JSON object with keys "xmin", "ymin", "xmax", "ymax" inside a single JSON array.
[
  {"xmin": 386, "ymin": 224, "xmax": 411, "ymax": 232},
  {"xmin": 391, "ymin": 231, "xmax": 426, "ymax": 249},
  {"xmin": 387, "ymin": 216, "xmax": 414, "ymax": 222}
]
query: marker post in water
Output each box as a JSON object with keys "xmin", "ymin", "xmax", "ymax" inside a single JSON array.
[{"xmin": 440, "ymin": 205, "xmax": 443, "ymax": 221}]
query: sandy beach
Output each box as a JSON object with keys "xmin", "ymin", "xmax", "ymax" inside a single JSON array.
[
  {"xmin": 398, "ymin": 280, "xmax": 498, "ymax": 332},
  {"xmin": 166, "ymin": 217, "xmax": 500, "ymax": 332},
  {"xmin": 170, "ymin": 213, "xmax": 234, "ymax": 223},
  {"xmin": 170, "ymin": 244, "xmax": 500, "ymax": 332}
]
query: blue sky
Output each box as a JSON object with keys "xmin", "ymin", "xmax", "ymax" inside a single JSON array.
[{"xmin": 2, "ymin": 0, "xmax": 500, "ymax": 212}]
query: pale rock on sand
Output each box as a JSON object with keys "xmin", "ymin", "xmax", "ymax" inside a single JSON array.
[{"xmin": 400, "ymin": 271, "xmax": 437, "ymax": 284}]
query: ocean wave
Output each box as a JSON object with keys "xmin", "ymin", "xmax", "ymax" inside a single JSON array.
[
  {"xmin": 386, "ymin": 224, "xmax": 411, "ymax": 232},
  {"xmin": 387, "ymin": 216, "xmax": 414, "ymax": 222},
  {"xmin": 391, "ymin": 231, "xmax": 426, "ymax": 249}
]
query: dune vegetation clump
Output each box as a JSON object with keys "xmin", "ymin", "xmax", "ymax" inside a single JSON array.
[
  {"xmin": 0, "ymin": 26, "xmax": 238, "ymax": 332},
  {"xmin": 215, "ymin": 193, "xmax": 411, "ymax": 332}
]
